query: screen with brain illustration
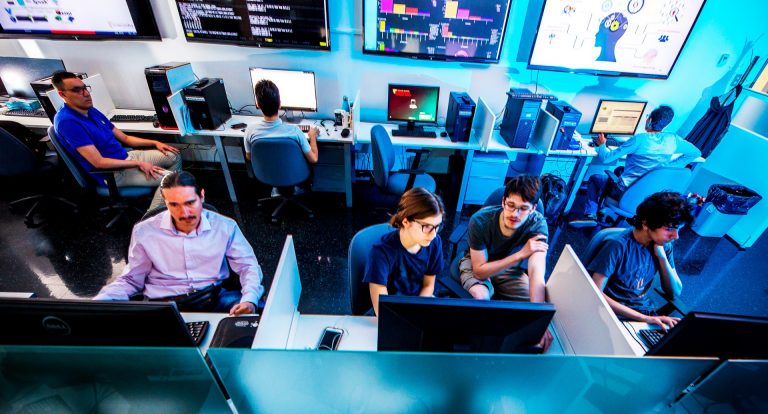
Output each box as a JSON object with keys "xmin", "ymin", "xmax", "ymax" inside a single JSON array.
[{"xmin": 528, "ymin": 0, "xmax": 706, "ymax": 79}]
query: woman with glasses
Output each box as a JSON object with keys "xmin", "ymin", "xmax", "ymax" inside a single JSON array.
[{"xmin": 364, "ymin": 187, "xmax": 445, "ymax": 316}]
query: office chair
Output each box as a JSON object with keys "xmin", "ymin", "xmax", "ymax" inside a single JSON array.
[
  {"xmin": 248, "ymin": 138, "xmax": 313, "ymax": 223},
  {"xmin": 47, "ymin": 126, "xmax": 154, "ymax": 229},
  {"xmin": 0, "ymin": 126, "xmax": 77, "ymax": 226},
  {"xmin": 598, "ymin": 167, "xmax": 692, "ymax": 224},
  {"xmin": 581, "ymin": 227, "xmax": 688, "ymax": 316},
  {"xmin": 348, "ymin": 223, "xmax": 394, "ymax": 315},
  {"xmin": 370, "ymin": 125, "xmax": 435, "ymax": 195},
  {"xmin": 439, "ymin": 186, "xmax": 546, "ymax": 299}
]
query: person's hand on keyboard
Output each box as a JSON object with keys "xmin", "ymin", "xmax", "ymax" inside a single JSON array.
[
  {"xmin": 595, "ymin": 132, "xmax": 608, "ymax": 147},
  {"xmin": 229, "ymin": 301, "xmax": 256, "ymax": 316},
  {"xmin": 308, "ymin": 126, "xmax": 319, "ymax": 140},
  {"xmin": 643, "ymin": 315, "xmax": 680, "ymax": 332}
]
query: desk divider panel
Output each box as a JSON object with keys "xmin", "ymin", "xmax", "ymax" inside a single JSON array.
[
  {"xmin": 208, "ymin": 348, "xmax": 714, "ymax": 414},
  {"xmin": 0, "ymin": 345, "xmax": 230, "ymax": 413},
  {"xmin": 530, "ymin": 108, "xmax": 559, "ymax": 155},
  {"xmin": 674, "ymin": 360, "xmax": 768, "ymax": 413},
  {"xmin": 352, "ymin": 89, "xmax": 361, "ymax": 144},
  {"xmin": 472, "ymin": 96, "xmax": 496, "ymax": 152},
  {"xmin": 547, "ymin": 245, "xmax": 640, "ymax": 356},
  {"xmin": 251, "ymin": 235, "xmax": 301, "ymax": 349}
]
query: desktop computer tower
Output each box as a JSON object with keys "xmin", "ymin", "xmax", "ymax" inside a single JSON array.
[
  {"xmin": 546, "ymin": 100, "xmax": 582, "ymax": 150},
  {"xmin": 445, "ymin": 92, "xmax": 476, "ymax": 143},
  {"xmin": 499, "ymin": 88, "xmax": 555, "ymax": 148},
  {"xmin": 144, "ymin": 62, "xmax": 195, "ymax": 129},
  {"xmin": 31, "ymin": 73, "xmax": 86, "ymax": 122},
  {"xmin": 182, "ymin": 78, "xmax": 231, "ymax": 130}
]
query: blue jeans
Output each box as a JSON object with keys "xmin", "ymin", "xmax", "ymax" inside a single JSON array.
[
  {"xmin": 584, "ymin": 174, "xmax": 625, "ymax": 215},
  {"xmin": 212, "ymin": 289, "xmax": 243, "ymax": 312}
]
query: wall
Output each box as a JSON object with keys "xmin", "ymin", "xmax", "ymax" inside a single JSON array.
[{"xmin": 0, "ymin": 0, "xmax": 765, "ymax": 136}]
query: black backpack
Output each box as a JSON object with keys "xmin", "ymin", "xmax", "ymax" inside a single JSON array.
[{"xmin": 540, "ymin": 174, "xmax": 567, "ymax": 223}]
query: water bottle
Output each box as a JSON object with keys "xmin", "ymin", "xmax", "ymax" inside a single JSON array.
[{"xmin": 341, "ymin": 95, "xmax": 350, "ymax": 112}]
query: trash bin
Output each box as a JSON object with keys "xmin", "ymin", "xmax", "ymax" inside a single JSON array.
[{"xmin": 692, "ymin": 185, "xmax": 762, "ymax": 237}]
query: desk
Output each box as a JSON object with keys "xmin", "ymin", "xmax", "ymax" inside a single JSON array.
[
  {"xmin": 181, "ymin": 312, "xmax": 231, "ymax": 355},
  {"xmin": 1, "ymin": 109, "xmax": 355, "ymax": 207}
]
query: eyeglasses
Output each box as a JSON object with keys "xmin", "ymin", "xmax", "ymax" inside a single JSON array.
[
  {"xmin": 65, "ymin": 85, "xmax": 91, "ymax": 95},
  {"xmin": 502, "ymin": 202, "xmax": 533, "ymax": 214},
  {"xmin": 414, "ymin": 219, "xmax": 442, "ymax": 234}
]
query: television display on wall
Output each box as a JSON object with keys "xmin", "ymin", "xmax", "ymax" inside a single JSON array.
[
  {"xmin": 363, "ymin": 0, "xmax": 513, "ymax": 63},
  {"xmin": 527, "ymin": 0, "xmax": 707, "ymax": 79},
  {"xmin": 175, "ymin": 0, "xmax": 330, "ymax": 51},
  {"xmin": 0, "ymin": 0, "xmax": 161, "ymax": 40}
]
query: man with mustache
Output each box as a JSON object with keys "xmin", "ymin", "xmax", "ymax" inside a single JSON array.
[{"xmin": 94, "ymin": 171, "xmax": 264, "ymax": 315}]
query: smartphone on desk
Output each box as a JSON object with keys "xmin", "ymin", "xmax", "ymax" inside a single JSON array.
[{"xmin": 317, "ymin": 327, "xmax": 344, "ymax": 350}]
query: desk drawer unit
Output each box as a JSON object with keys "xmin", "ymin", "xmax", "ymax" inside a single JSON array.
[
  {"xmin": 313, "ymin": 143, "xmax": 348, "ymax": 193},
  {"xmin": 464, "ymin": 153, "xmax": 510, "ymax": 205}
]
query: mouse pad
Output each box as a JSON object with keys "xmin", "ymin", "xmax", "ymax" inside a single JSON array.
[{"xmin": 209, "ymin": 315, "xmax": 260, "ymax": 348}]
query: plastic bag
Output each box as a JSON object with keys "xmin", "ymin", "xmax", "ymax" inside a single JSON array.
[{"xmin": 706, "ymin": 184, "xmax": 762, "ymax": 215}]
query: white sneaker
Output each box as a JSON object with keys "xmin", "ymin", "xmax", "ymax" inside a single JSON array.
[
  {"xmin": 271, "ymin": 187, "xmax": 281, "ymax": 197},
  {"xmin": 293, "ymin": 186, "xmax": 305, "ymax": 195}
]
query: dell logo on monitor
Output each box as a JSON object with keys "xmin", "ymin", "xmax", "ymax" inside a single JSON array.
[{"xmin": 42, "ymin": 316, "xmax": 71, "ymax": 335}]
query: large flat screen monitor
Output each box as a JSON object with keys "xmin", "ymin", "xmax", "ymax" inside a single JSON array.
[
  {"xmin": 646, "ymin": 311, "xmax": 768, "ymax": 359},
  {"xmin": 175, "ymin": 0, "xmax": 330, "ymax": 51},
  {"xmin": 0, "ymin": 298, "xmax": 196, "ymax": 347},
  {"xmin": 362, "ymin": 0, "xmax": 513, "ymax": 63},
  {"xmin": 0, "ymin": 57, "xmax": 66, "ymax": 99},
  {"xmin": 0, "ymin": 0, "xmax": 161, "ymax": 40},
  {"xmin": 528, "ymin": 0, "xmax": 706, "ymax": 79},
  {"xmin": 249, "ymin": 68, "xmax": 318, "ymax": 112},
  {"xmin": 378, "ymin": 296, "xmax": 555, "ymax": 354},
  {"xmin": 589, "ymin": 99, "xmax": 648, "ymax": 136}
]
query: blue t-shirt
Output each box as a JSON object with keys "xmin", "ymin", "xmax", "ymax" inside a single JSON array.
[
  {"xmin": 585, "ymin": 229, "xmax": 675, "ymax": 313},
  {"xmin": 363, "ymin": 230, "xmax": 444, "ymax": 297},
  {"xmin": 54, "ymin": 105, "xmax": 127, "ymax": 185}
]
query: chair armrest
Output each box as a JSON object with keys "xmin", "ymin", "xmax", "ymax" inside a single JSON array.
[
  {"xmin": 405, "ymin": 148, "xmax": 430, "ymax": 155},
  {"xmin": 437, "ymin": 275, "xmax": 472, "ymax": 299},
  {"xmin": 654, "ymin": 288, "xmax": 688, "ymax": 316},
  {"xmin": 396, "ymin": 168, "xmax": 426, "ymax": 175},
  {"xmin": 448, "ymin": 222, "xmax": 469, "ymax": 245},
  {"xmin": 604, "ymin": 169, "xmax": 620, "ymax": 184}
]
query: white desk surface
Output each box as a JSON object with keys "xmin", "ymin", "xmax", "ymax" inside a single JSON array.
[
  {"xmin": 355, "ymin": 121, "xmax": 482, "ymax": 150},
  {"xmin": 288, "ymin": 314, "xmax": 378, "ymax": 351}
]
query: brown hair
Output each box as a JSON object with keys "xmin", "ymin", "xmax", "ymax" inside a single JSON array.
[
  {"xmin": 389, "ymin": 187, "xmax": 445, "ymax": 228},
  {"xmin": 503, "ymin": 175, "xmax": 542, "ymax": 204},
  {"xmin": 51, "ymin": 71, "xmax": 79, "ymax": 91}
]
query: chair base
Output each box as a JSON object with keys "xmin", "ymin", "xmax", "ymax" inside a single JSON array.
[
  {"xmin": 257, "ymin": 195, "xmax": 313, "ymax": 223},
  {"xmin": 99, "ymin": 203, "xmax": 144, "ymax": 229},
  {"xmin": 9, "ymin": 194, "xmax": 79, "ymax": 227}
]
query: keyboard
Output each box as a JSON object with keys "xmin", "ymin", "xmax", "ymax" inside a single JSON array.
[
  {"xmin": 186, "ymin": 320, "xmax": 210, "ymax": 347},
  {"xmin": 298, "ymin": 124, "xmax": 311, "ymax": 133},
  {"xmin": 638, "ymin": 329, "xmax": 666, "ymax": 348},
  {"xmin": 3, "ymin": 108, "xmax": 47, "ymax": 118},
  {"xmin": 110, "ymin": 114, "xmax": 158, "ymax": 123},
  {"xmin": 392, "ymin": 129, "xmax": 437, "ymax": 138}
]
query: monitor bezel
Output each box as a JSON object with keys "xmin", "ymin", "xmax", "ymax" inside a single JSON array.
[
  {"xmin": 386, "ymin": 83, "xmax": 440, "ymax": 124},
  {"xmin": 0, "ymin": 0, "xmax": 161, "ymax": 41},
  {"xmin": 175, "ymin": 0, "xmax": 331, "ymax": 51},
  {"xmin": 589, "ymin": 99, "xmax": 648, "ymax": 136},
  {"xmin": 361, "ymin": 0, "xmax": 513, "ymax": 64},
  {"xmin": 249, "ymin": 67, "xmax": 319, "ymax": 113},
  {"xmin": 748, "ymin": 58, "xmax": 768, "ymax": 93},
  {"xmin": 526, "ymin": 0, "xmax": 708, "ymax": 80},
  {"xmin": 0, "ymin": 56, "xmax": 66, "ymax": 99}
]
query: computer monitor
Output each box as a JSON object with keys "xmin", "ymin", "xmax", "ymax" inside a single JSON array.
[
  {"xmin": 645, "ymin": 311, "xmax": 768, "ymax": 359},
  {"xmin": 750, "ymin": 59, "xmax": 768, "ymax": 94},
  {"xmin": 249, "ymin": 68, "xmax": 318, "ymax": 112},
  {"xmin": 0, "ymin": 298, "xmax": 196, "ymax": 347},
  {"xmin": 387, "ymin": 84, "xmax": 439, "ymax": 134},
  {"xmin": 0, "ymin": 57, "xmax": 66, "ymax": 99},
  {"xmin": 378, "ymin": 296, "xmax": 555, "ymax": 354},
  {"xmin": 589, "ymin": 99, "xmax": 648, "ymax": 136}
]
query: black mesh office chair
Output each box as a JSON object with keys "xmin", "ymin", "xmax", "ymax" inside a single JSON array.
[{"xmin": 0, "ymin": 125, "xmax": 77, "ymax": 226}]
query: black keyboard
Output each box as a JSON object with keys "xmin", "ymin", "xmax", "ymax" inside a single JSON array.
[
  {"xmin": 110, "ymin": 114, "xmax": 158, "ymax": 123},
  {"xmin": 186, "ymin": 320, "xmax": 210, "ymax": 347},
  {"xmin": 638, "ymin": 329, "xmax": 666, "ymax": 348},
  {"xmin": 4, "ymin": 108, "xmax": 47, "ymax": 118},
  {"xmin": 392, "ymin": 129, "xmax": 437, "ymax": 138}
]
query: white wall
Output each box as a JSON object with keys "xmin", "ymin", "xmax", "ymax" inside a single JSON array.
[{"xmin": 0, "ymin": 0, "xmax": 766, "ymax": 135}]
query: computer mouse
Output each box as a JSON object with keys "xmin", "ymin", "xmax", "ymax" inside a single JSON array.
[
  {"xmin": 152, "ymin": 120, "xmax": 160, "ymax": 128},
  {"xmin": 440, "ymin": 131, "xmax": 447, "ymax": 137},
  {"xmin": 341, "ymin": 128, "xmax": 350, "ymax": 138}
]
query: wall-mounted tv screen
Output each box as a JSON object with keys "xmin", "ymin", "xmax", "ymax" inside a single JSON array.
[
  {"xmin": 175, "ymin": 0, "xmax": 330, "ymax": 51},
  {"xmin": 363, "ymin": 0, "xmax": 513, "ymax": 63},
  {"xmin": 0, "ymin": 0, "xmax": 161, "ymax": 40},
  {"xmin": 528, "ymin": 0, "xmax": 706, "ymax": 79}
]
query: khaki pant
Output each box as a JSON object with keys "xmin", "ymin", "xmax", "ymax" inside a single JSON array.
[
  {"xmin": 458, "ymin": 255, "xmax": 530, "ymax": 301},
  {"xmin": 114, "ymin": 149, "xmax": 182, "ymax": 211}
]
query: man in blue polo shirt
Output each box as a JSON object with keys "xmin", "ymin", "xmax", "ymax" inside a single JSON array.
[{"xmin": 52, "ymin": 71, "xmax": 181, "ymax": 210}]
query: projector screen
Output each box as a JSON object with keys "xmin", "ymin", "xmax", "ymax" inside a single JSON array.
[{"xmin": 528, "ymin": 0, "xmax": 706, "ymax": 79}]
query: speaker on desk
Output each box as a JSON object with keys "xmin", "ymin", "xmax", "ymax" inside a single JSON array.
[
  {"xmin": 182, "ymin": 78, "xmax": 231, "ymax": 130},
  {"xmin": 144, "ymin": 62, "xmax": 195, "ymax": 129}
]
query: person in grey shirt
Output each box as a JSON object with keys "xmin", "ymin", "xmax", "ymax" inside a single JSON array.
[{"xmin": 571, "ymin": 105, "xmax": 701, "ymax": 226}]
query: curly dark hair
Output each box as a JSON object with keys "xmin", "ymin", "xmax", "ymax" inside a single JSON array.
[
  {"xmin": 633, "ymin": 191, "xmax": 694, "ymax": 230},
  {"xmin": 503, "ymin": 175, "xmax": 542, "ymax": 204}
]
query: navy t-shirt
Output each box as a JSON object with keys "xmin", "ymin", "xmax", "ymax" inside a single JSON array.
[
  {"xmin": 54, "ymin": 105, "xmax": 127, "ymax": 185},
  {"xmin": 586, "ymin": 229, "xmax": 675, "ymax": 313},
  {"xmin": 363, "ymin": 230, "xmax": 444, "ymax": 296}
]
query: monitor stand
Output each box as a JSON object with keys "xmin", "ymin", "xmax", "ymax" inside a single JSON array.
[
  {"xmin": 392, "ymin": 121, "xmax": 435, "ymax": 138},
  {"xmin": 282, "ymin": 110, "xmax": 302, "ymax": 124}
]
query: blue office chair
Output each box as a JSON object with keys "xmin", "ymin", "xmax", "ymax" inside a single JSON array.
[
  {"xmin": 371, "ymin": 125, "xmax": 435, "ymax": 194},
  {"xmin": 599, "ymin": 167, "xmax": 692, "ymax": 223},
  {"xmin": 348, "ymin": 223, "xmax": 395, "ymax": 315},
  {"xmin": 248, "ymin": 137, "xmax": 313, "ymax": 223},
  {"xmin": 582, "ymin": 227, "xmax": 687, "ymax": 316},
  {"xmin": 47, "ymin": 126, "xmax": 154, "ymax": 229},
  {"xmin": 0, "ymin": 125, "xmax": 77, "ymax": 226}
]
